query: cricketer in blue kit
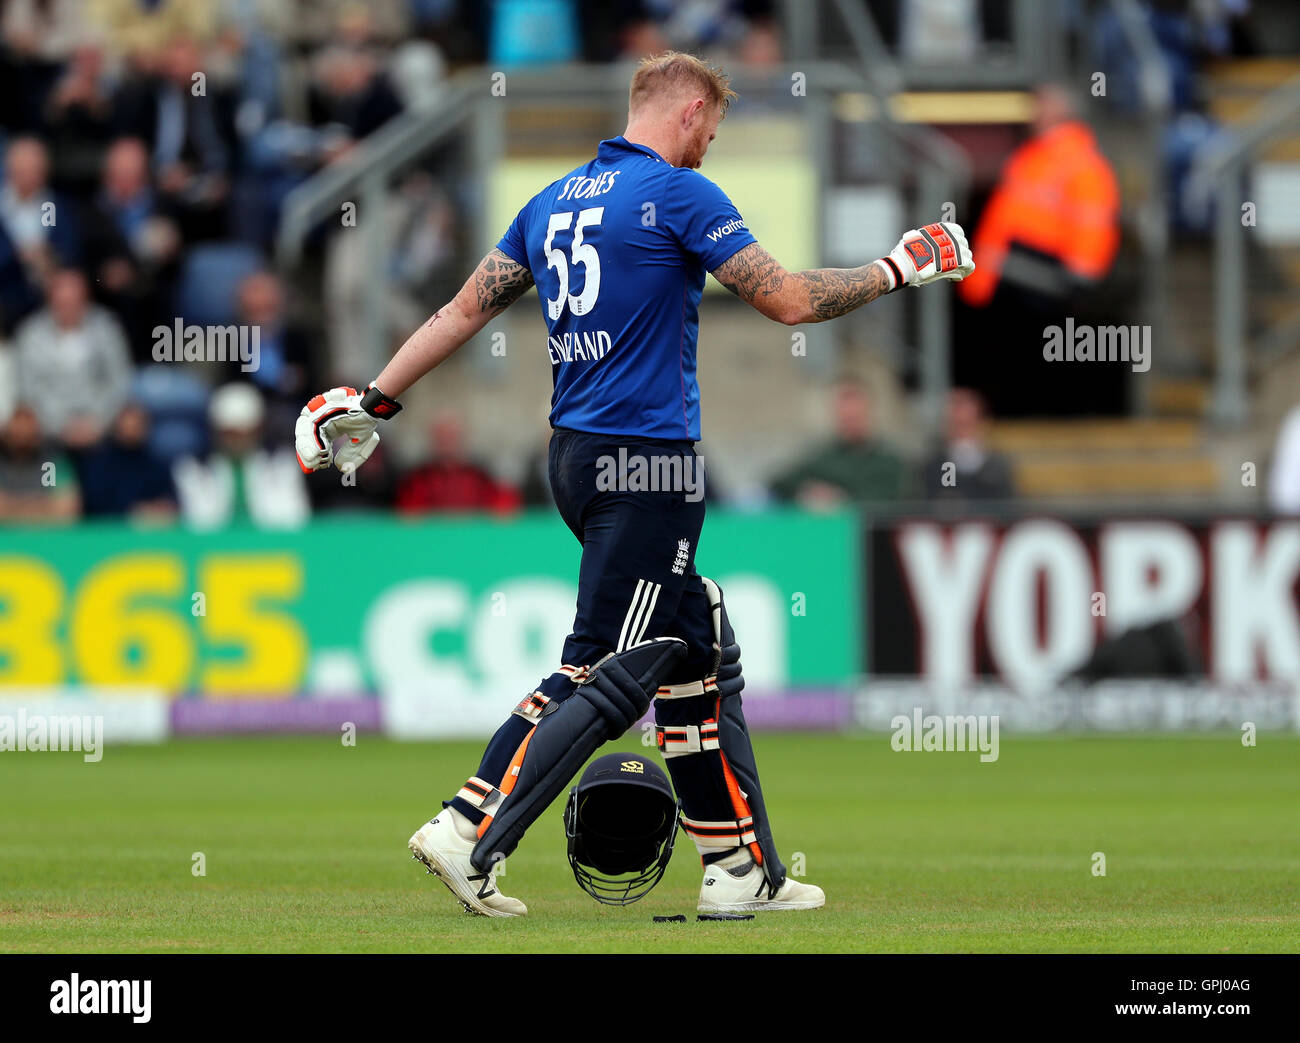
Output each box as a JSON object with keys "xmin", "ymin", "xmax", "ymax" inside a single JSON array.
[{"xmin": 296, "ymin": 51, "xmax": 974, "ymax": 917}]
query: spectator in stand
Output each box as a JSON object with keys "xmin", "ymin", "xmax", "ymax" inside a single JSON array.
[
  {"xmin": 13, "ymin": 267, "xmax": 133, "ymax": 450},
  {"xmin": 111, "ymin": 34, "xmax": 235, "ymax": 242},
  {"xmin": 86, "ymin": 0, "xmax": 216, "ymax": 61},
  {"xmin": 233, "ymin": 269, "xmax": 316, "ymax": 433},
  {"xmin": 769, "ymin": 377, "xmax": 905, "ymax": 510},
  {"xmin": 210, "ymin": 1, "xmax": 292, "ymax": 244},
  {"xmin": 173, "ymin": 382, "xmax": 310, "ymax": 529},
  {"xmin": 76, "ymin": 402, "xmax": 177, "ymax": 519},
  {"xmin": 286, "ymin": 0, "xmax": 410, "ymax": 50},
  {"xmin": 82, "ymin": 136, "xmax": 183, "ymax": 356},
  {"xmin": 0, "ymin": 137, "xmax": 84, "ymax": 269},
  {"xmin": 308, "ymin": 41, "xmax": 404, "ymax": 161},
  {"xmin": 920, "ymin": 388, "xmax": 1016, "ymax": 502},
  {"xmin": 1089, "ymin": 0, "xmax": 1239, "ymax": 238},
  {"xmin": 1, "ymin": 0, "xmax": 88, "ymax": 133},
  {"xmin": 0, "ymin": 403, "xmax": 80, "ymax": 523},
  {"xmin": 234, "ymin": 1, "xmax": 413, "ymax": 246},
  {"xmin": 0, "ymin": 218, "xmax": 38, "ymax": 334},
  {"xmin": 396, "ymin": 412, "xmax": 521, "ymax": 515},
  {"xmin": 613, "ymin": 0, "xmax": 782, "ymax": 63},
  {"xmin": 43, "ymin": 42, "xmax": 117, "ymax": 198},
  {"xmin": 0, "ymin": 136, "xmax": 82, "ymax": 329},
  {"xmin": 1090, "ymin": 0, "xmax": 1212, "ymax": 118},
  {"xmin": 955, "ymin": 83, "xmax": 1122, "ymax": 417},
  {"xmin": 958, "ymin": 84, "xmax": 1121, "ymax": 311},
  {"xmin": 307, "ymin": 4, "xmax": 407, "ymax": 160},
  {"xmin": 210, "ymin": 1, "xmax": 283, "ymax": 129}
]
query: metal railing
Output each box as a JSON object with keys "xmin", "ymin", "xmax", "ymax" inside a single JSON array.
[
  {"xmin": 1197, "ymin": 72, "xmax": 1300, "ymax": 426},
  {"xmin": 782, "ymin": 0, "xmax": 1065, "ymax": 89},
  {"xmin": 1104, "ymin": 0, "xmax": 1174, "ymax": 417},
  {"xmin": 808, "ymin": 0, "xmax": 970, "ymax": 424},
  {"xmin": 275, "ymin": 81, "xmax": 481, "ymax": 377}
]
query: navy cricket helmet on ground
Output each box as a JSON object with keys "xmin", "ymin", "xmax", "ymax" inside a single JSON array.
[{"xmin": 565, "ymin": 752, "xmax": 681, "ymax": 905}]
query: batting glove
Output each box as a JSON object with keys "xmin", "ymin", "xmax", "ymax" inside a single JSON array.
[
  {"xmin": 876, "ymin": 221, "xmax": 975, "ymax": 291},
  {"xmin": 294, "ymin": 384, "xmax": 401, "ymax": 474}
]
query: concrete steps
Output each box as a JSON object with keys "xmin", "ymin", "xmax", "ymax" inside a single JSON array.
[
  {"xmin": 987, "ymin": 418, "xmax": 1219, "ymax": 500},
  {"xmin": 1207, "ymin": 58, "xmax": 1300, "ymax": 160}
]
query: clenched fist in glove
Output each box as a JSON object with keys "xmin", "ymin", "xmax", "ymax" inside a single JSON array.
[
  {"xmin": 294, "ymin": 383, "xmax": 402, "ymax": 474},
  {"xmin": 876, "ymin": 222, "xmax": 975, "ymax": 291}
]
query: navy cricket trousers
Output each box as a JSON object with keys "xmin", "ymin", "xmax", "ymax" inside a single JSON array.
[
  {"xmin": 449, "ymin": 427, "xmax": 720, "ymax": 824},
  {"xmin": 548, "ymin": 427, "xmax": 716, "ymax": 680}
]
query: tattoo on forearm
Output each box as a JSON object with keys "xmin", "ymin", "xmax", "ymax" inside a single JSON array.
[
  {"xmin": 474, "ymin": 248, "xmax": 535, "ymax": 318},
  {"xmin": 712, "ymin": 243, "xmax": 889, "ymax": 323},
  {"xmin": 712, "ymin": 243, "xmax": 787, "ymax": 303},
  {"xmin": 801, "ymin": 263, "xmax": 890, "ymax": 320}
]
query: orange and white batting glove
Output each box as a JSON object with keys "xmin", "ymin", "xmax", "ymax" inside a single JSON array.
[
  {"xmin": 294, "ymin": 384, "xmax": 400, "ymax": 474},
  {"xmin": 876, "ymin": 221, "xmax": 975, "ymax": 290}
]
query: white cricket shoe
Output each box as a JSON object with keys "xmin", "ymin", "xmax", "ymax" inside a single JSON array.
[
  {"xmin": 408, "ymin": 811, "xmax": 527, "ymax": 917},
  {"xmin": 697, "ymin": 858, "xmax": 825, "ymax": 913}
]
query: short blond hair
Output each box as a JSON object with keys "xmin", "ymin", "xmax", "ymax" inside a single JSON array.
[{"xmin": 629, "ymin": 51, "xmax": 736, "ymax": 117}]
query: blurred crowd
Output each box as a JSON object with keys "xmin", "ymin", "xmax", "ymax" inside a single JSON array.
[
  {"xmin": 0, "ymin": 364, "xmax": 1018, "ymax": 525},
  {"xmin": 0, "ymin": 0, "xmax": 804, "ymax": 527},
  {"xmin": 0, "ymin": 0, "xmax": 788, "ymax": 526},
  {"xmin": 0, "ymin": 0, "xmax": 444, "ymax": 524}
]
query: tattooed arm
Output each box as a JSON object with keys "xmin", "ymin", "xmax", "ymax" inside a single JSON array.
[
  {"xmin": 710, "ymin": 242, "xmax": 891, "ymax": 326},
  {"xmin": 373, "ymin": 248, "xmax": 534, "ymax": 396}
]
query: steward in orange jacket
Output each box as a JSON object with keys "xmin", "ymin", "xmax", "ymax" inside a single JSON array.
[{"xmin": 958, "ymin": 113, "xmax": 1120, "ymax": 308}]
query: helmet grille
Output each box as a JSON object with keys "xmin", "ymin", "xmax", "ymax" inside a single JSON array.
[{"xmin": 576, "ymin": 787, "xmax": 672, "ymax": 874}]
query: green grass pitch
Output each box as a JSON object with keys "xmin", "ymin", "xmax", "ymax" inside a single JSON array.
[{"xmin": 2, "ymin": 733, "xmax": 1298, "ymax": 953}]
